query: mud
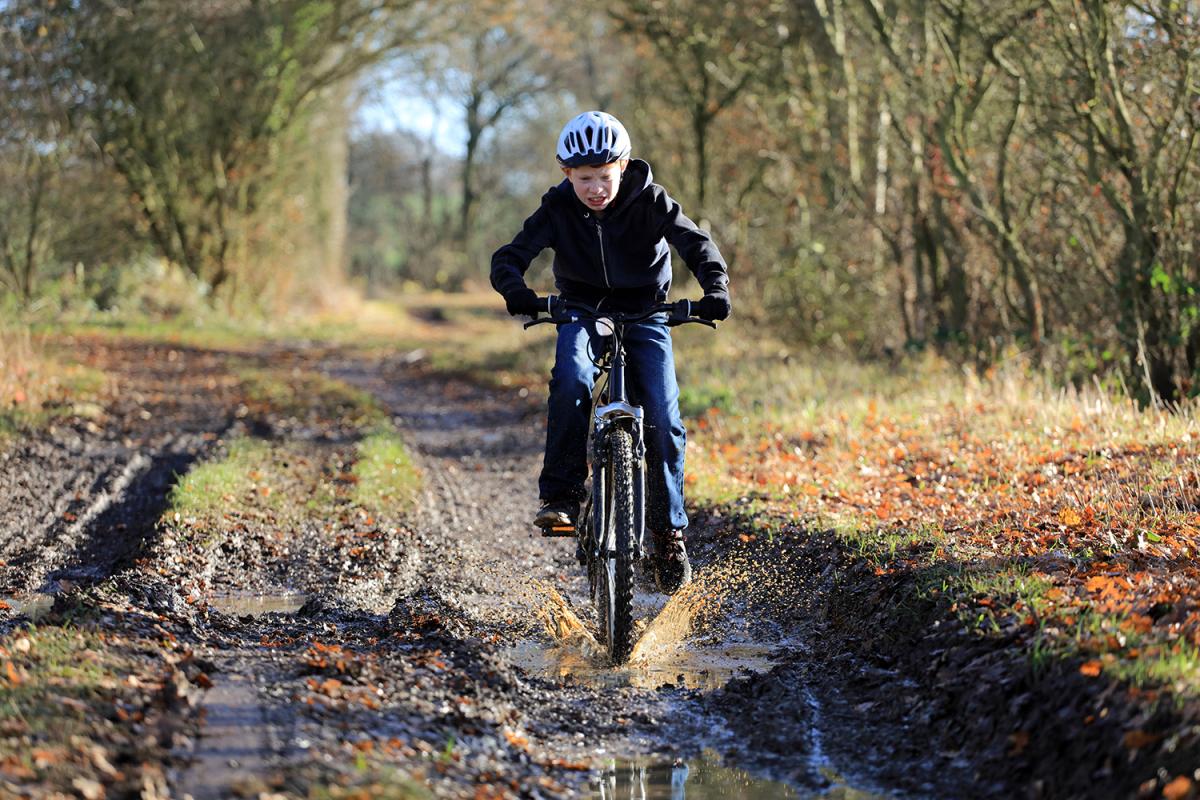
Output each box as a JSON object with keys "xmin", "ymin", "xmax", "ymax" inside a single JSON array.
[{"xmin": 1, "ymin": 336, "xmax": 1030, "ymax": 798}]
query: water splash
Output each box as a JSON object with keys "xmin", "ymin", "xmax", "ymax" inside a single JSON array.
[
  {"xmin": 512, "ymin": 540, "xmax": 809, "ymax": 688},
  {"xmin": 630, "ymin": 548, "xmax": 782, "ymax": 663},
  {"xmin": 527, "ymin": 579, "xmax": 602, "ymax": 655},
  {"xmin": 628, "ymin": 574, "xmax": 717, "ymax": 663}
]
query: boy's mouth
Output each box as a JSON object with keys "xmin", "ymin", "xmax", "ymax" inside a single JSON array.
[{"xmin": 587, "ymin": 196, "xmax": 608, "ymax": 207}]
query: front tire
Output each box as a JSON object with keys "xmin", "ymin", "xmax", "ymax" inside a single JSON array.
[{"xmin": 597, "ymin": 427, "xmax": 637, "ymax": 664}]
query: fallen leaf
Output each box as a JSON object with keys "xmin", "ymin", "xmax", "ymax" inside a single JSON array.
[
  {"xmin": 1163, "ymin": 775, "xmax": 1193, "ymax": 800},
  {"xmin": 72, "ymin": 777, "xmax": 105, "ymax": 800},
  {"xmin": 1059, "ymin": 507, "xmax": 1082, "ymax": 527},
  {"xmin": 3, "ymin": 661, "xmax": 21, "ymax": 686},
  {"xmin": 1122, "ymin": 730, "xmax": 1162, "ymax": 750},
  {"xmin": 1079, "ymin": 660, "xmax": 1102, "ymax": 677}
]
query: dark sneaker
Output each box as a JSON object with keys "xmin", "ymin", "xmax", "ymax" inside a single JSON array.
[
  {"xmin": 652, "ymin": 530, "xmax": 692, "ymax": 593},
  {"xmin": 534, "ymin": 499, "xmax": 579, "ymax": 530}
]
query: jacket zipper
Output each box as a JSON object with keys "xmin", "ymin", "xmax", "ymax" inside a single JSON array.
[{"xmin": 594, "ymin": 217, "xmax": 611, "ymax": 287}]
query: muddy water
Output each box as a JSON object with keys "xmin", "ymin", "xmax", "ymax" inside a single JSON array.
[
  {"xmin": 508, "ymin": 637, "xmax": 776, "ymax": 691},
  {"xmin": 514, "ymin": 552, "xmax": 795, "ymax": 691},
  {"xmin": 593, "ymin": 752, "xmax": 799, "ymax": 799},
  {"xmin": 592, "ymin": 752, "xmax": 890, "ymax": 799},
  {"xmin": 206, "ymin": 591, "xmax": 309, "ymax": 617}
]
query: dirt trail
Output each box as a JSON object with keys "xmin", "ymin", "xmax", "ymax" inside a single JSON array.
[{"xmin": 1, "ymin": 339, "xmax": 987, "ymax": 798}]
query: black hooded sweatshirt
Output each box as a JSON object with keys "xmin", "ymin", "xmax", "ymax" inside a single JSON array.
[{"xmin": 490, "ymin": 159, "xmax": 729, "ymax": 313}]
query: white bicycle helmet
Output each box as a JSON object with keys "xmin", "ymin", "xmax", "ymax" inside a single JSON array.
[{"xmin": 556, "ymin": 111, "xmax": 632, "ymax": 167}]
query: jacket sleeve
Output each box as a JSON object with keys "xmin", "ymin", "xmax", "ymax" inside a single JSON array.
[
  {"xmin": 490, "ymin": 200, "xmax": 556, "ymax": 297},
  {"xmin": 653, "ymin": 188, "xmax": 729, "ymax": 297}
]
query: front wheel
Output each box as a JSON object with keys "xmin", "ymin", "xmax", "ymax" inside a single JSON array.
[{"xmin": 597, "ymin": 427, "xmax": 637, "ymax": 664}]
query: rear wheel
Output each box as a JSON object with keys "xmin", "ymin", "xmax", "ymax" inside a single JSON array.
[{"xmin": 597, "ymin": 427, "xmax": 636, "ymax": 664}]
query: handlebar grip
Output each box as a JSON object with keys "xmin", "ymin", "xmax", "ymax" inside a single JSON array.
[{"xmin": 521, "ymin": 294, "xmax": 560, "ymax": 328}]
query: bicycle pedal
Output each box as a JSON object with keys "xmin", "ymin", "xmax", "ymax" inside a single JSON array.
[{"xmin": 539, "ymin": 525, "xmax": 576, "ymax": 538}]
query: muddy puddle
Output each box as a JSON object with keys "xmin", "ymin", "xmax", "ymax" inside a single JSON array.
[
  {"xmin": 206, "ymin": 591, "xmax": 309, "ymax": 617},
  {"xmin": 513, "ymin": 554, "xmax": 794, "ymax": 690},
  {"xmin": 593, "ymin": 752, "xmax": 887, "ymax": 799},
  {"xmin": 0, "ymin": 593, "xmax": 55, "ymax": 620},
  {"xmin": 594, "ymin": 752, "xmax": 799, "ymax": 798},
  {"xmin": 507, "ymin": 636, "xmax": 777, "ymax": 690}
]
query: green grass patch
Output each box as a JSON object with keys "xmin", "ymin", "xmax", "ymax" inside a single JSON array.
[
  {"xmin": 352, "ymin": 426, "xmax": 420, "ymax": 514},
  {"xmin": 955, "ymin": 563, "xmax": 1053, "ymax": 608},
  {"xmin": 167, "ymin": 436, "xmax": 275, "ymax": 519},
  {"xmin": 1111, "ymin": 644, "xmax": 1200, "ymax": 690}
]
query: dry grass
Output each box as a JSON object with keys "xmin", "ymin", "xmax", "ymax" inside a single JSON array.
[{"xmin": 0, "ymin": 325, "xmax": 107, "ymax": 438}]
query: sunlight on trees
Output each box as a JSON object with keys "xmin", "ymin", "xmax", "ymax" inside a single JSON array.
[{"xmin": 2, "ymin": 0, "xmax": 1198, "ymax": 402}]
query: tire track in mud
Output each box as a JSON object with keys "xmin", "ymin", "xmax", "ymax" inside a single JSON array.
[
  {"xmin": 0, "ymin": 430, "xmax": 218, "ymax": 596},
  {"xmin": 173, "ymin": 643, "xmax": 304, "ymax": 800}
]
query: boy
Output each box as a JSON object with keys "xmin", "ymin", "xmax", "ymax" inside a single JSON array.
[{"xmin": 490, "ymin": 111, "xmax": 731, "ymax": 592}]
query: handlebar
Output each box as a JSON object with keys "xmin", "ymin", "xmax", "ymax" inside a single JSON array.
[{"xmin": 522, "ymin": 296, "xmax": 718, "ymax": 330}]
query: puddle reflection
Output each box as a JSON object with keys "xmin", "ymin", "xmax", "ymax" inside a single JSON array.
[
  {"xmin": 595, "ymin": 754, "xmax": 798, "ymax": 799},
  {"xmin": 0, "ymin": 593, "xmax": 55, "ymax": 620},
  {"xmin": 207, "ymin": 591, "xmax": 308, "ymax": 617}
]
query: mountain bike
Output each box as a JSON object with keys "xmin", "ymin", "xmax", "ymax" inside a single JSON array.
[{"xmin": 527, "ymin": 297, "xmax": 715, "ymax": 663}]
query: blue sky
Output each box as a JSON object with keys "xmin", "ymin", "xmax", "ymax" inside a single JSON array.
[{"xmin": 354, "ymin": 79, "xmax": 467, "ymax": 157}]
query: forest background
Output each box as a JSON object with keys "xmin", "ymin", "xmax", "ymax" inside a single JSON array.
[{"xmin": 2, "ymin": 0, "xmax": 1199, "ymax": 405}]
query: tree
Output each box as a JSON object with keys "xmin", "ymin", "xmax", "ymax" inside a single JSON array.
[
  {"xmin": 409, "ymin": 0, "xmax": 564, "ymax": 261},
  {"xmin": 609, "ymin": 0, "xmax": 791, "ymax": 216},
  {"xmin": 8, "ymin": 0, "xmax": 429, "ymax": 299},
  {"xmin": 1034, "ymin": 0, "xmax": 1200, "ymax": 402}
]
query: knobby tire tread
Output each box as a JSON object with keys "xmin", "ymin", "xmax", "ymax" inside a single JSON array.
[{"xmin": 607, "ymin": 428, "xmax": 637, "ymax": 663}]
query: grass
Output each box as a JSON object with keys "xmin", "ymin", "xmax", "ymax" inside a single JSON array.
[
  {"xmin": 0, "ymin": 626, "xmax": 132, "ymax": 782},
  {"xmin": 238, "ymin": 366, "xmax": 388, "ymax": 428},
  {"xmin": 0, "ymin": 325, "xmax": 108, "ymax": 441},
  {"xmin": 352, "ymin": 426, "xmax": 421, "ymax": 514},
  {"xmin": 167, "ymin": 436, "xmax": 277, "ymax": 519}
]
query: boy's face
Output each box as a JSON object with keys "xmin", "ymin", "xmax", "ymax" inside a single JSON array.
[{"xmin": 562, "ymin": 160, "xmax": 627, "ymax": 212}]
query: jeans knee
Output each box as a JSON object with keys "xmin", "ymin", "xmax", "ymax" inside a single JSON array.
[{"xmin": 548, "ymin": 371, "xmax": 591, "ymax": 406}]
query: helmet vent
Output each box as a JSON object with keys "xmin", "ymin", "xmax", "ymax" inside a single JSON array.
[{"xmin": 556, "ymin": 111, "xmax": 632, "ymax": 167}]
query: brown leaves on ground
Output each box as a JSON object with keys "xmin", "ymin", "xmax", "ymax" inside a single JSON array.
[
  {"xmin": 691, "ymin": 396, "xmax": 1200, "ymax": 696},
  {"xmin": 1162, "ymin": 775, "xmax": 1194, "ymax": 800},
  {"xmin": 0, "ymin": 624, "xmax": 198, "ymax": 798}
]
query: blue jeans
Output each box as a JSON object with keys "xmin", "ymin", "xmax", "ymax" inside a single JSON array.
[{"xmin": 540, "ymin": 319, "xmax": 688, "ymax": 533}]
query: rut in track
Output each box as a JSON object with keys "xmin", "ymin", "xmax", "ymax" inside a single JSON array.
[{"xmin": 329, "ymin": 360, "xmax": 572, "ymax": 623}]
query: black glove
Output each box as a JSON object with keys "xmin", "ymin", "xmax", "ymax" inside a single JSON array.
[
  {"xmin": 504, "ymin": 287, "xmax": 542, "ymax": 317},
  {"xmin": 693, "ymin": 293, "xmax": 731, "ymax": 321}
]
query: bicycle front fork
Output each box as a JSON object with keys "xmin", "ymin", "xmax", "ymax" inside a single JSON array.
[{"xmin": 592, "ymin": 419, "xmax": 648, "ymax": 561}]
